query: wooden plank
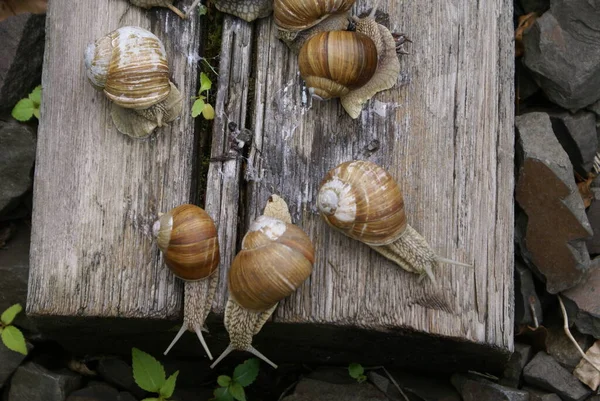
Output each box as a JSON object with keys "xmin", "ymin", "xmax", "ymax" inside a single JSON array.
[
  {"xmin": 205, "ymin": 0, "xmax": 514, "ymax": 369},
  {"xmin": 27, "ymin": 0, "xmax": 202, "ymax": 321}
]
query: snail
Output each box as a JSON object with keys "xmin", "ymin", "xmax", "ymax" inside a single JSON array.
[
  {"xmin": 84, "ymin": 26, "xmax": 183, "ymax": 139},
  {"xmin": 210, "ymin": 194, "xmax": 315, "ymax": 369},
  {"xmin": 128, "ymin": 0, "xmax": 186, "ymax": 18},
  {"xmin": 152, "ymin": 204, "xmax": 220, "ymax": 360},
  {"xmin": 185, "ymin": 0, "xmax": 272, "ymax": 21},
  {"xmin": 316, "ymin": 160, "xmax": 471, "ymax": 285},
  {"xmin": 297, "ymin": 1, "xmax": 401, "ymax": 118}
]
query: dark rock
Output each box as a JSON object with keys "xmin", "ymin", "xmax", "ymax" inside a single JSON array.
[
  {"xmin": 522, "ymin": 10, "xmax": 600, "ymax": 111},
  {"xmin": 519, "ymin": 0, "xmax": 549, "ymax": 13},
  {"xmin": 0, "ymin": 13, "xmax": 45, "ymax": 114},
  {"xmin": 523, "ymin": 386, "xmax": 562, "ymax": 401},
  {"xmin": 96, "ymin": 357, "xmax": 145, "ymax": 400},
  {"xmin": 545, "ymin": 323, "xmax": 594, "ymax": 371},
  {"xmin": 550, "ymin": 0, "xmax": 600, "ymax": 39},
  {"xmin": 585, "ymin": 191, "xmax": 600, "ymax": 254},
  {"xmin": 0, "ymin": 223, "xmax": 36, "ymax": 332},
  {"xmin": 515, "ymin": 112, "xmax": 593, "ymax": 293},
  {"xmin": 281, "ymin": 377, "xmax": 387, "ymax": 401},
  {"xmin": 117, "ymin": 393, "xmax": 137, "ymax": 401},
  {"xmin": 306, "ymin": 367, "xmax": 357, "ymax": 384},
  {"xmin": 563, "ymin": 261, "xmax": 600, "ymax": 338},
  {"xmin": 0, "ymin": 120, "xmax": 36, "ymax": 218},
  {"xmin": 171, "ymin": 388, "xmax": 214, "ymax": 401},
  {"xmin": 515, "ymin": 261, "xmax": 544, "ymax": 327},
  {"xmin": 0, "ymin": 340, "xmax": 32, "ymax": 388},
  {"xmin": 500, "ymin": 342, "xmax": 533, "ymax": 388},
  {"xmin": 523, "ymin": 351, "xmax": 591, "ymax": 401},
  {"xmin": 7, "ymin": 362, "xmax": 82, "ymax": 401},
  {"xmin": 65, "ymin": 383, "xmax": 119, "ymax": 401},
  {"xmin": 549, "ymin": 111, "xmax": 598, "ymax": 175},
  {"xmin": 369, "ymin": 371, "xmax": 460, "ymax": 401},
  {"xmin": 451, "ymin": 373, "xmax": 529, "ymax": 401},
  {"xmin": 588, "ymin": 100, "xmax": 600, "ymax": 118},
  {"xmin": 517, "ymin": 62, "xmax": 541, "ymax": 102}
]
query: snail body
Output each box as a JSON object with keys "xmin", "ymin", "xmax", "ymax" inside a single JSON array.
[
  {"xmin": 84, "ymin": 26, "xmax": 183, "ymax": 139},
  {"xmin": 316, "ymin": 160, "xmax": 471, "ymax": 285},
  {"xmin": 153, "ymin": 204, "xmax": 220, "ymax": 360},
  {"xmin": 185, "ymin": 0, "xmax": 273, "ymax": 21},
  {"xmin": 210, "ymin": 195, "xmax": 315, "ymax": 369},
  {"xmin": 129, "ymin": 0, "xmax": 186, "ymax": 19}
]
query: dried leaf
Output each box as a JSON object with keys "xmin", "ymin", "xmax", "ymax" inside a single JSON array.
[
  {"xmin": 515, "ymin": 12, "xmax": 538, "ymax": 57},
  {"xmin": 574, "ymin": 341, "xmax": 600, "ymax": 390}
]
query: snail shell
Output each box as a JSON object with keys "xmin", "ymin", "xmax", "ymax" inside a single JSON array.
[
  {"xmin": 228, "ymin": 215, "xmax": 315, "ymax": 311},
  {"xmin": 317, "ymin": 160, "xmax": 407, "ymax": 245},
  {"xmin": 153, "ymin": 204, "xmax": 220, "ymax": 281},
  {"xmin": 298, "ymin": 31, "xmax": 378, "ymax": 99},
  {"xmin": 274, "ymin": 0, "xmax": 355, "ymax": 32}
]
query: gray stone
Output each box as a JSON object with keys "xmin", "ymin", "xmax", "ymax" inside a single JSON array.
[
  {"xmin": 0, "ymin": 223, "xmax": 36, "ymax": 332},
  {"xmin": 500, "ymin": 342, "xmax": 534, "ymax": 388},
  {"xmin": 7, "ymin": 362, "xmax": 82, "ymax": 401},
  {"xmin": 451, "ymin": 373, "xmax": 529, "ymax": 401},
  {"xmin": 588, "ymin": 100, "xmax": 600, "ymax": 118},
  {"xmin": 550, "ymin": 0, "xmax": 600, "ymax": 39},
  {"xmin": 585, "ymin": 192, "xmax": 600, "ymax": 254},
  {"xmin": 117, "ymin": 393, "xmax": 137, "ymax": 401},
  {"xmin": 66, "ymin": 383, "xmax": 119, "ymax": 401},
  {"xmin": 523, "ymin": 352, "xmax": 591, "ymax": 401},
  {"xmin": 522, "ymin": 11, "xmax": 600, "ymax": 111},
  {"xmin": 171, "ymin": 388, "xmax": 214, "ymax": 401},
  {"xmin": 515, "ymin": 112, "xmax": 593, "ymax": 293},
  {"xmin": 96, "ymin": 357, "xmax": 145, "ymax": 400},
  {"xmin": 563, "ymin": 261, "xmax": 600, "ymax": 338},
  {"xmin": 515, "ymin": 262, "xmax": 543, "ymax": 327},
  {"xmin": 0, "ymin": 120, "xmax": 36, "ymax": 218},
  {"xmin": 0, "ymin": 13, "xmax": 45, "ymax": 115},
  {"xmin": 369, "ymin": 371, "xmax": 460, "ymax": 401},
  {"xmin": 549, "ymin": 111, "xmax": 598, "ymax": 175},
  {"xmin": 0, "ymin": 340, "xmax": 32, "ymax": 388},
  {"xmin": 281, "ymin": 377, "xmax": 387, "ymax": 401},
  {"xmin": 545, "ymin": 324, "xmax": 594, "ymax": 371},
  {"xmin": 523, "ymin": 386, "xmax": 562, "ymax": 401}
]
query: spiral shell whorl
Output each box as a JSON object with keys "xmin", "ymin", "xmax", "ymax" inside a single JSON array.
[
  {"xmin": 317, "ymin": 160, "xmax": 407, "ymax": 246},
  {"xmin": 274, "ymin": 0, "xmax": 356, "ymax": 31}
]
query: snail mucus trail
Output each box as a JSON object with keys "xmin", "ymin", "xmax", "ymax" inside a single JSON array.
[
  {"xmin": 317, "ymin": 160, "xmax": 471, "ymax": 285},
  {"xmin": 153, "ymin": 204, "xmax": 220, "ymax": 360},
  {"xmin": 210, "ymin": 195, "xmax": 315, "ymax": 369}
]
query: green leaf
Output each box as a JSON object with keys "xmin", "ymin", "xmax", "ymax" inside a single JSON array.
[
  {"xmin": 214, "ymin": 387, "xmax": 234, "ymax": 401},
  {"xmin": 1, "ymin": 304, "xmax": 22, "ymax": 325},
  {"xmin": 348, "ymin": 363, "xmax": 364, "ymax": 379},
  {"xmin": 1, "ymin": 326, "xmax": 27, "ymax": 355},
  {"xmin": 217, "ymin": 375, "xmax": 232, "ymax": 387},
  {"xmin": 191, "ymin": 99, "xmax": 206, "ymax": 118},
  {"xmin": 29, "ymin": 85, "xmax": 42, "ymax": 105},
  {"xmin": 199, "ymin": 72, "xmax": 212, "ymax": 94},
  {"xmin": 159, "ymin": 370, "xmax": 179, "ymax": 398},
  {"xmin": 357, "ymin": 374, "xmax": 367, "ymax": 383},
  {"xmin": 11, "ymin": 98, "xmax": 35, "ymax": 121},
  {"xmin": 131, "ymin": 348, "xmax": 166, "ymax": 393},
  {"xmin": 229, "ymin": 383, "xmax": 246, "ymax": 401},
  {"xmin": 233, "ymin": 358, "xmax": 260, "ymax": 387},
  {"xmin": 141, "ymin": 398, "xmax": 160, "ymax": 401},
  {"xmin": 197, "ymin": 4, "xmax": 208, "ymax": 15},
  {"xmin": 202, "ymin": 103, "xmax": 215, "ymax": 120},
  {"xmin": 33, "ymin": 107, "xmax": 40, "ymax": 119}
]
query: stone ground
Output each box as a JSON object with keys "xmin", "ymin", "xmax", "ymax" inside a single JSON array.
[{"xmin": 2, "ymin": 0, "xmax": 600, "ymax": 400}]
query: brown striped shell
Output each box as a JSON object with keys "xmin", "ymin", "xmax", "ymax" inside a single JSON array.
[
  {"xmin": 274, "ymin": 0, "xmax": 355, "ymax": 31},
  {"xmin": 153, "ymin": 204, "xmax": 220, "ymax": 281},
  {"xmin": 84, "ymin": 26, "xmax": 171, "ymax": 110},
  {"xmin": 228, "ymin": 215, "xmax": 315, "ymax": 312},
  {"xmin": 316, "ymin": 160, "xmax": 407, "ymax": 246},
  {"xmin": 298, "ymin": 31, "xmax": 378, "ymax": 99}
]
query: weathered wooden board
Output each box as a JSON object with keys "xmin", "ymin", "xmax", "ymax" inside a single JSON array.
[
  {"xmin": 27, "ymin": 0, "xmax": 202, "ymax": 321},
  {"xmin": 204, "ymin": 0, "xmax": 515, "ymax": 369}
]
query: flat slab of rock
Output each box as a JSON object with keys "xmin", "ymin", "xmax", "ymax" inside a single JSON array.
[
  {"xmin": 8, "ymin": 362, "xmax": 82, "ymax": 401},
  {"xmin": 549, "ymin": 111, "xmax": 598, "ymax": 175},
  {"xmin": 523, "ymin": 351, "xmax": 591, "ymax": 401},
  {"xmin": 563, "ymin": 260, "xmax": 600, "ymax": 338},
  {"xmin": 522, "ymin": 2, "xmax": 600, "ymax": 110},
  {"xmin": 281, "ymin": 377, "xmax": 387, "ymax": 401},
  {"xmin": 516, "ymin": 112, "xmax": 592, "ymax": 293},
  {"xmin": 451, "ymin": 374, "xmax": 528, "ymax": 401},
  {"xmin": 369, "ymin": 371, "xmax": 460, "ymax": 401},
  {"xmin": 523, "ymin": 386, "xmax": 562, "ymax": 401},
  {"xmin": 500, "ymin": 342, "xmax": 533, "ymax": 388},
  {"xmin": 0, "ymin": 340, "xmax": 31, "ymax": 388},
  {"xmin": 585, "ymin": 190, "xmax": 600, "ymax": 254}
]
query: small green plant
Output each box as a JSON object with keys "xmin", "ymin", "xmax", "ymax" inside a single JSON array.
[
  {"xmin": 192, "ymin": 72, "xmax": 215, "ymax": 120},
  {"xmin": 0, "ymin": 304, "xmax": 28, "ymax": 355},
  {"xmin": 12, "ymin": 85, "xmax": 42, "ymax": 122},
  {"xmin": 132, "ymin": 347, "xmax": 179, "ymax": 401},
  {"xmin": 348, "ymin": 363, "xmax": 367, "ymax": 383},
  {"xmin": 212, "ymin": 358, "xmax": 260, "ymax": 401}
]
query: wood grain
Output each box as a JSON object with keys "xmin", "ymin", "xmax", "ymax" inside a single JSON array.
[
  {"xmin": 27, "ymin": 0, "xmax": 202, "ymax": 320},
  {"xmin": 206, "ymin": 0, "xmax": 515, "ymax": 354}
]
